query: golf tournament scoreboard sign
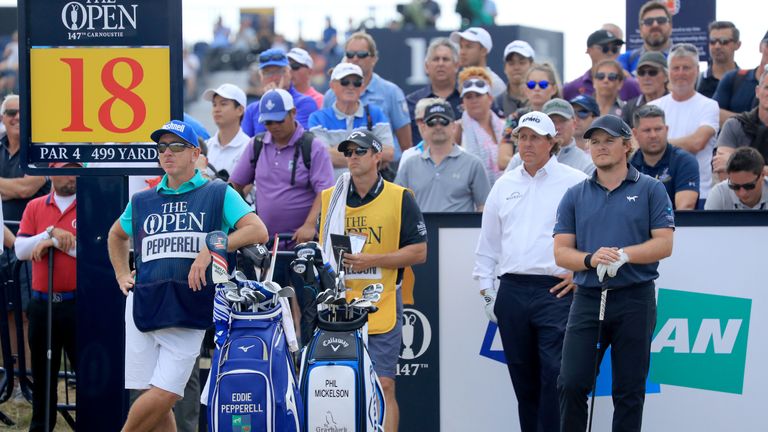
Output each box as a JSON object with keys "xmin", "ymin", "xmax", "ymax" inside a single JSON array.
[{"xmin": 19, "ymin": 0, "xmax": 183, "ymax": 175}]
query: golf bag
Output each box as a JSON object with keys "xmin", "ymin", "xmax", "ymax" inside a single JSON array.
[
  {"xmin": 298, "ymin": 306, "xmax": 386, "ymax": 432},
  {"xmin": 206, "ymin": 303, "xmax": 303, "ymax": 432}
]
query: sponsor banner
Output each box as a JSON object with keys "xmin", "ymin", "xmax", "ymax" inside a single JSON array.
[{"xmin": 625, "ymin": 0, "xmax": 716, "ymax": 63}]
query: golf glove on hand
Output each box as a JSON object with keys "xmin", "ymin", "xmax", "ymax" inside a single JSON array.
[
  {"xmin": 482, "ymin": 287, "xmax": 498, "ymax": 323},
  {"xmin": 606, "ymin": 249, "xmax": 629, "ymax": 278}
]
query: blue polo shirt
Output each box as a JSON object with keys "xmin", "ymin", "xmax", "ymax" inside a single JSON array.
[
  {"xmin": 712, "ymin": 68, "xmax": 758, "ymax": 114},
  {"xmin": 629, "ymin": 143, "xmax": 700, "ymax": 209},
  {"xmin": 553, "ymin": 165, "xmax": 675, "ymax": 289}
]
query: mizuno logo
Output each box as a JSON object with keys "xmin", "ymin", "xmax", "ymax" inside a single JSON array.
[
  {"xmin": 627, "ymin": 195, "xmax": 638, "ymax": 202},
  {"xmin": 238, "ymin": 344, "xmax": 255, "ymax": 353}
]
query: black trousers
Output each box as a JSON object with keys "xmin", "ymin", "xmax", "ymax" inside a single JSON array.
[
  {"xmin": 558, "ymin": 282, "xmax": 656, "ymax": 432},
  {"xmin": 27, "ymin": 297, "xmax": 77, "ymax": 432},
  {"xmin": 495, "ymin": 274, "xmax": 572, "ymax": 432}
]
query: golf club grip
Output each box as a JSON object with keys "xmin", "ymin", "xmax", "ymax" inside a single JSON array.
[{"xmin": 599, "ymin": 289, "xmax": 608, "ymax": 321}]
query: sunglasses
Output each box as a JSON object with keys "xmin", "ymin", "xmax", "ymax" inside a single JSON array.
[
  {"xmin": 637, "ymin": 67, "xmax": 660, "ymax": 77},
  {"xmin": 462, "ymin": 78, "xmax": 488, "ymax": 89},
  {"xmin": 259, "ymin": 53, "xmax": 287, "ymax": 63},
  {"xmin": 642, "ymin": 16, "xmax": 669, "ymax": 26},
  {"xmin": 264, "ymin": 118, "xmax": 286, "ymax": 126},
  {"xmin": 339, "ymin": 77, "xmax": 363, "ymax": 88},
  {"xmin": 157, "ymin": 142, "xmax": 194, "ymax": 153},
  {"xmin": 289, "ymin": 62, "xmax": 304, "ymax": 70},
  {"xmin": 343, "ymin": 147, "xmax": 370, "ymax": 157},
  {"xmin": 595, "ymin": 72, "xmax": 620, "ymax": 81},
  {"xmin": 574, "ymin": 110, "xmax": 592, "ymax": 119},
  {"xmin": 526, "ymin": 80, "xmax": 549, "ymax": 90},
  {"xmin": 3, "ymin": 108, "xmax": 19, "ymax": 117},
  {"xmin": 426, "ymin": 117, "xmax": 450, "ymax": 128},
  {"xmin": 345, "ymin": 50, "xmax": 371, "ymax": 59},
  {"xmin": 727, "ymin": 176, "xmax": 760, "ymax": 191},
  {"xmin": 709, "ymin": 37, "xmax": 734, "ymax": 46},
  {"xmin": 600, "ymin": 44, "xmax": 621, "ymax": 54}
]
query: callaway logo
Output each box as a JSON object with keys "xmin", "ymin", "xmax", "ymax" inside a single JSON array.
[
  {"xmin": 626, "ymin": 195, "xmax": 638, "ymax": 202},
  {"xmin": 322, "ymin": 337, "xmax": 350, "ymax": 351},
  {"xmin": 238, "ymin": 344, "xmax": 256, "ymax": 353}
]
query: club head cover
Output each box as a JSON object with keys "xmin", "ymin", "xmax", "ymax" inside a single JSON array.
[{"xmin": 206, "ymin": 231, "xmax": 229, "ymax": 284}]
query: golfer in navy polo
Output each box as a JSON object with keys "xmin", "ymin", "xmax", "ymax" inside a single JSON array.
[{"xmin": 553, "ymin": 115, "xmax": 674, "ymax": 432}]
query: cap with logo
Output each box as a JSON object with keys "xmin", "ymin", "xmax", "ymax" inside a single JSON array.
[
  {"xmin": 450, "ymin": 27, "xmax": 493, "ymax": 52},
  {"xmin": 287, "ymin": 47, "xmax": 314, "ymax": 68},
  {"xmin": 202, "ymin": 83, "xmax": 247, "ymax": 107},
  {"xmin": 583, "ymin": 115, "xmax": 633, "ymax": 139},
  {"xmin": 503, "ymin": 40, "xmax": 535, "ymax": 61},
  {"xmin": 151, "ymin": 120, "xmax": 200, "ymax": 147},
  {"xmin": 338, "ymin": 130, "xmax": 383, "ymax": 153},
  {"xmin": 512, "ymin": 111, "xmax": 557, "ymax": 137},
  {"xmin": 637, "ymin": 51, "xmax": 668, "ymax": 71},
  {"xmin": 331, "ymin": 62, "xmax": 364, "ymax": 81},
  {"xmin": 424, "ymin": 101, "xmax": 455, "ymax": 122},
  {"xmin": 586, "ymin": 29, "xmax": 624, "ymax": 47},
  {"xmin": 258, "ymin": 48, "xmax": 288, "ymax": 69},
  {"xmin": 569, "ymin": 95, "xmax": 600, "ymax": 117},
  {"xmin": 543, "ymin": 98, "xmax": 575, "ymax": 119},
  {"xmin": 258, "ymin": 89, "xmax": 295, "ymax": 123}
]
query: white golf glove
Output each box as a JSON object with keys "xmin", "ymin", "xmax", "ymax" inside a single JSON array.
[
  {"xmin": 481, "ymin": 287, "xmax": 498, "ymax": 323},
  {"xmin": 596, "ymin": 262, "xmax": 608, "ymax": 283},
  {"xmin": 597, "ymin": 249, "xmax": 630, "ymax": 282}
]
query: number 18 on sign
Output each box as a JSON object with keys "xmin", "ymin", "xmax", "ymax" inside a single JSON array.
[{"xmin": 31, "ymin": 47, "xmax": 169, "ymax": 143}]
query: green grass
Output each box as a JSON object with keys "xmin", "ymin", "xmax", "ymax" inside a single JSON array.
[{"xmin": 0, "ymin": 379, "xmax": 75, "ymax": 431}]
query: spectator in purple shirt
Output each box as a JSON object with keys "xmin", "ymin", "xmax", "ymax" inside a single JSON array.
[{"xmin": 563, "ymin": 29, "xmax": 641, "ymax": 103}]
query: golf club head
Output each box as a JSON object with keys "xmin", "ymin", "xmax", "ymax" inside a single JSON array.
[
  {"xmin": 240, "ymin": 286, "xmax": 267, "ymax": 303},
  {"xmin": 362, "ymin": 292, "xmax": 381, "ymax": 303},
  {"xmin": 234, "ymin": 271, "xmax": 248, "ymax": 283},
  {"xmin": 224, "ymin": 290, "xmax": 245, "ymax": 304},
  {"xmin": 278, "ymin": 286, "xmax": 296, "ymax": 298},
  {"xmin": 262, "ymin": 281, "xmax": 282, "ymax": 294},
  {"xmin": 362, "ymin": 283, "xmax": 384, "ymax": 295},
  {"xmin": 351, "ymin": 299, "xmax": 373, "ymax": 309},
  {"xmin": 206, "ymin": 231, "xmax": 229, "ymax": 284},
  {"xmin": 331, "ymin": 295, "xmax": 347, "ymax": 306},
  {"xmin": 316, "ymin": 289, "xmax": 333, "ymax": 303}
]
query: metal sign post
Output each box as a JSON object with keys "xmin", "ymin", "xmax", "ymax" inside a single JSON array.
[{"xmin": 18, "ymin": 0, "xmax": 182, "ymax": 429}]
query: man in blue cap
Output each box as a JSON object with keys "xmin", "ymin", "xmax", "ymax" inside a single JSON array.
[
  {"xmin": 107, "ymin": 120, "xmax": 268, "ymax": 431},
  {"xmin": 241, "ymin": 48, "xmax": 318, "ymax": 137},
  {"xmin": 570, "ymin": 95, "xmax": 600, "ymax": 152},
  {"xmin": 553, "ymin": 115, "xmax": 674, "ymax": 432}
]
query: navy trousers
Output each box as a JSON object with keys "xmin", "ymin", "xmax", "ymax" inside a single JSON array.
[
  {"xmin": 495, "ymin": 274, "xmax": 573, "ymax": 432},
  {"xmin": 558, "ymin": 282, "xmax": 657, "ymax": 432}
]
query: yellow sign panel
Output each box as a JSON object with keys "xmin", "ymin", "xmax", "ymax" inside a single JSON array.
[{"xmin": 31, "ymin": 47, "xmax": 170, "ymax": 143}]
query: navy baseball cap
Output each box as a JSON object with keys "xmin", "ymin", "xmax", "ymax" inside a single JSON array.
[
  {"xmin": 424, "ymin": 101, "xmax": 455, "ymax": 122},
  {"xmin": 583, "ymin": 115, "xmax": 633, "ymax": 139},
  {"xmin": 258, "ymin": 48, "xmax": 288, "ymax": 69},
  {"xmin": 258, "ymin": 89, "xmax": 295, "ymax": 123},
  {"xmin": 570, "ymin": 95, "xmax": 600, "ymax": 117},
  {"xmin": 338, "ymin": 130, "xmax": 383, "ymax": 153},
  {"xmin": 587, "ymin": 29, "xmax": 624, "ymax": 47},
  {"xmin": 150, "ymin": 120, "xmax": 200, "ymax": 147}
]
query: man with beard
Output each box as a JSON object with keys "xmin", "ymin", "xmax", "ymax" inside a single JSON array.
[
  {"xmin": 618, "ymin": 1, "xmax": 673, "ymax": 75},
  {"xmin": 698, "ymin": 22, "xmax": 741, "ymax": 99}
]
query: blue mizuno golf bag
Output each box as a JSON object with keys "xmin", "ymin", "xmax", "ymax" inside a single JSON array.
[
  {"xmin": 298, "ymin": 306, "xmax": 386, "ymax": 432},
  {"xmin": 206, "ymin": 303, "xmax": 303, "ymax": 432}
]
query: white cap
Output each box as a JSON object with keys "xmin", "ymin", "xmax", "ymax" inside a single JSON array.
[
  {"xmin": 450, "ymin": 27, "xmax": 493, "ymax": 52},
  {"xmin": 504, "ymin": 40, "xmax": 535, "ymax": 60},
  {"xmin": 287, "ymin": 47, "xmax": 313, "ymax": 68},
  {"xmin": 203, "ymin": 83, "xmax": 247, "ymax": 107},
  {"xmin": 512, "ymin": 111, "xmax": 557, "ymax": 137},
  {"xmin": 330, "ymin": 62, "xmax": 363, "ymax": 81}
]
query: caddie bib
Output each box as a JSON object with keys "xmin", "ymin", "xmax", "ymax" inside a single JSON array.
[{"xmin": 320, "ymin": 181, "xmax": 403, "ymax": 334}]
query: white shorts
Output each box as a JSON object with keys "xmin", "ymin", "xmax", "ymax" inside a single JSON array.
[{"xmin": 124, "ymin": 293, "xmax": 205, "ymax": 397}]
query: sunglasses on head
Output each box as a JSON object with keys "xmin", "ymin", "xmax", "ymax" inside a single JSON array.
[
  {"xmin": 637, "ymin": 67, "xmax": 660, "ymax": 77},
  {"xmin": 343, "ymin": 147, "xmax": 370, "ymax": 157},
  {"xmin": 426, "ymin": 117, "xmax": 450, "ymax": 128},
  {"xmin": 574, "ymin": 110, "xmax": 592, "ymax": 119},
  {"xmin": 600, "ymin": 44, "xmax": 621, "ymax": 54},
  {"xmin": 462, "ymin": 78, "xmax": 488, "ymax": 89},
  {"xmin": 595, "ymin": 72, "xmax": 620, "ymax": 81},
  {"xmin": 642, "ymin": 16, "xmax": 669, "ymax": 26},
  {"xmin": 259, "ymin": 53, "xmax": 287, "ymax": 63},
  {"xmin": 727, "ymin": 175, "xmax": 760, "ymax": 191},
  {"xmin": 526, "ymin": 80, "xmax": 549, "ymax": 90},
  {"xmin": 709, "ymin": 37, "xmax": 734, "ymax": 46},
  {"xmin": 157, "ymin": 142, "xmax": 194, "ymax": 153},
  {"xmin": 3, "ymin": 108, "xmax": 19, "ymax": 117},
  {"xmin": 339, "ymin": 77, "xmax": 363, "ymax": 88},
  {"xmin": 345, "ymin": 50, "xmax": 371, "ymax": 59},
  {"xmin": 264, "ymin": 118, "xmax": 286, "ymax": 126}
]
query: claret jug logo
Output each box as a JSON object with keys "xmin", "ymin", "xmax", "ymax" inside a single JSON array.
[{"xmin": 61, "ymin": 1, "xmax": 139, "ymax": 40}]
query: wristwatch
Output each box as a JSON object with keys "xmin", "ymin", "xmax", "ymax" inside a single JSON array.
[{"xmin": 45, "ymin": 225, "xmax": 55, "ymax": 238}]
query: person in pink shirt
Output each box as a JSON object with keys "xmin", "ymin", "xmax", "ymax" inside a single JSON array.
[{"xmin": 288, "ymin": 48, "xmax": 324, "ymax": 109}]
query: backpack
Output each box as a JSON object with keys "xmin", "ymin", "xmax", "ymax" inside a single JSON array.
[
  {"xmin": 298, "ymin": 307, "xmax": 386, "ymax": 432},
  {"xmin": 206, "ymin": 305, "xmax": 303, "ymax": 432},
  {"xmin": 251, "ymin": 131, "xmax": 315, "ymax": 187}
]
